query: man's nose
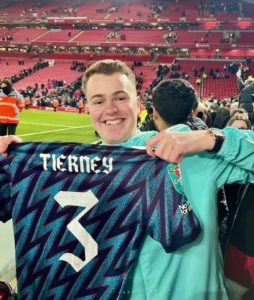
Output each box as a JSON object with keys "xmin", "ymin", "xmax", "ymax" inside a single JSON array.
[{"xmin": 104, "ymin": 101, "xmax": 118, "ymax": 114}]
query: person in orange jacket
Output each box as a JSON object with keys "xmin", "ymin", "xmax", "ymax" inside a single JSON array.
[
  {"xmin": 52, "ymin": 98, "xmax": 59, "ymax": 112},
  {"xmin": 25, "ymin": 98, "xmax": 31, "ymax": 110},
  {"xmin": 0, "ymin": 79, "xmax": 24, "ymax": 135}
]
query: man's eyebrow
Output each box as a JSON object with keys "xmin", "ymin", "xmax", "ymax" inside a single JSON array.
[
  {"xmin": 90, "ymin": 94, "xmax": 104, "ymax": 101},
  {"xmin": 112, "ymin": 90, "xmax": 127, "ymax": 96},
  {"xmin": 90, "ymin": 90, "xmax": 127, "ymax": 100}
]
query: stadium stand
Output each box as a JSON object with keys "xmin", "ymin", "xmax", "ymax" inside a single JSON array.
[
  {"xmin": 0, "ymin": 58, "xmax": 36, "ymax": 79},
  {"xmin": 1, "ymin": 2, "xmax": 254, "ymax": 299},
  {"xmin": 0, "ymin": 0, "xmax": 253, "ymax": 102},
  {"xmin": 13, "ymin": 60, "xmax": 82, "ymax": 91}
]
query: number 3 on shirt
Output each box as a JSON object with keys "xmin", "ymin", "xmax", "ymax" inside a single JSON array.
[{"xmin": 54, "ymin": 191, "xmax": 99, "ymax": 272}]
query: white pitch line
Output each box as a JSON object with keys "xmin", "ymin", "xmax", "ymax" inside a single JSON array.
[
  {"xmin": 19, "ymin": 125, "xmax": 93, "ymax": 137},
  {"xmin": 21, "ymin": 121, "xmax": 72, "ymax": 128}
]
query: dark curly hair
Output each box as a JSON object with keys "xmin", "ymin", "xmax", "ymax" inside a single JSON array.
[{"xmin": 152, "ymin": 79, "xmax": 199, "ymax": 125}]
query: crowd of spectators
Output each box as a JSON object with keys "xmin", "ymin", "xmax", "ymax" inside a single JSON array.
[
  {"xmin": 1, "ymin": 54, "xmax": 252, "ymax": 124},
  {"xmin": 151, "ymin": 2, "xmax": 168, "ymax": 17},
  {"xmin": 164, "ymin": 31, "xmax": 178, "ymax": 44},
  {"xmin": 18, "ymin": 74, "xmax": 84, "ymax": 111},
  {"xmin": 2, "ymin": 35, "xmax": 13, "ymax": 42},
  {"xmin": 70, "ymin": 60, "xmax": 86, "ymax": 72},
  {"xmin": 192, "ymin": 63, "xmax": 241, "ymax": 82},
  {"xmin": 196, "ymin": 0, "xmax": 239, "ymax": 16}
]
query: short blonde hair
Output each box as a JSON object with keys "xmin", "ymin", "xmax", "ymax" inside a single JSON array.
[
  {"xmin": 244, "ymin": 76, "xmax": 254, "ymax": 85},
  {"xmin": 82, "ymin": 59, "xmax": 136, "ymax": 95}
]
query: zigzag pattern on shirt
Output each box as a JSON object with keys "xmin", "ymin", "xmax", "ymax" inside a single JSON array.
[{"xmin": 3, "ymin": 142, "xmax": 200, "ymax": 299}]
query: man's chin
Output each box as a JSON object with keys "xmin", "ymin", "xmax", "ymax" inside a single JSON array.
[
  {"xmin": 98, "ymin": 127, "xmax": 137, "ymax": 145},
  {"xmin": 102, "ymin": 135, "xmax": 127, "ymax": 145}
]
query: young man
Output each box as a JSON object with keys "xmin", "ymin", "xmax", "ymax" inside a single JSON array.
[
  {"xmin": 1, "ymin": 60, "xmax": 254, "ymax": 299},
  {"xmin": 81, "ymin": 60, "xmax": 254, "ymax": 300},
  {"xmin": 151, "ymin": 78, "xmax": 208, "ymax": 131}
]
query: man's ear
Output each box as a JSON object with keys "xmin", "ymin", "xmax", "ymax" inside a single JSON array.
[{"xmin": 152, "ymin": 106, "xmax": 159, "ymax": 120}]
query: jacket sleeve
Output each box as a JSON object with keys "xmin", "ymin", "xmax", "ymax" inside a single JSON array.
[
  {"xmin": 14, "ymin": 90, "xmax": 24, "ymax": 111},
  {"xmin": 196, "ymin": 127, "xmax": 254, "ymax": 188},
  {"xmin": 217, "ymin": 127, "xmax": 254, "ymax": 172},
  {"xmin": 172, "ymin": 125, "xmax": 254, "ymax": 189},
  {"xmin": 237, "ymin": 77, "xmax": 245, "ymax": 91}
]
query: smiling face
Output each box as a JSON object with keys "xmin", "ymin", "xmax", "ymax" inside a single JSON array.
[{"xmin": 86, "ymin": 72, "xmax": 138, "ymax": 145}]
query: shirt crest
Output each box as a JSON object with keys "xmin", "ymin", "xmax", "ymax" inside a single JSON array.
[{"xmin": 167, "ymin": 163, "xmax": 184, "ymax": 194}]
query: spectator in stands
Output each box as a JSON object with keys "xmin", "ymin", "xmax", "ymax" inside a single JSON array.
[
  {"xmin": 194, "ymin": 101, "xmax": 212, "ymax": 128},
  {"xmin": 200, "ymin": 65, "xmax": 205, "ymax": 73},
  {"xmin": 193, "ymin": 67, "xmax": 198, "ymax": 76},
  {"xmin": 52, "ymin": 98, "xmax": 59, "ymax": 112},
  {"xmin": 196, "ymin": 76, "xmax": 201, "ymax": 85},
  {"xmin": 1, "ymin": 60, "xmax": 254, "ymax": 300},
  {"xmin": 139, "ymin": 106, "xmax": 156, "ymax": 131},
  {"xmin": 230, "ymin": 108, "xmax": 249, "ymax": 120},
  {"xmin": 236, "ymin": 67, "xmax": 254, "ymax": 123},
  {"xmin": 77, "ymin": 99, "xmax": 84, "ymax": 114},
  {"xmin": 229, "ymin": 101, "xmax": 239, "ymax": 115},
  {"xmin": 223, "ymin": 115, "xmax": 254, "ymax": 300},
  {"xmin": 224, "ymin": 180, "xmax": 254, "ymax": 300},
  {"xmin": 47, "ymin": 79, "xmax": 52, "ymax": 89},
  {"xmin": 0, "ymin": 79, "xmax": 24, "ymax": 136},
  {"xmin": 227, "ymin": 115, "xmax": 252, "ymax": 130},
  {"xmin": 24, "ymin": 98, "xmax": 31, "ymax": 110},
  {"xmin": 215, "ymin": 68, "xmax": 221, "ymax": 79},
  {"xmin": 212, "ymin": 107, "xmax": 231, "ymax": 129},
  {"xmin": 202, "ymin": 71, "xmax": 208, "ymax": 80}
]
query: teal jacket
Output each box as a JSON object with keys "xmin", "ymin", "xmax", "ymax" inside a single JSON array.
[{"xmin": 117, "ymin": 125, "xmax": 254, "ymax": 300}]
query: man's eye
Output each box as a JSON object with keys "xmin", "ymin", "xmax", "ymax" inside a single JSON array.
[
  {"xmin": 94, "ymin": 100, "xmax": 102, "ymax": 105},
  {"xmin": 117, "ymin": 97, "xmax": 126, "ymax": 101}
]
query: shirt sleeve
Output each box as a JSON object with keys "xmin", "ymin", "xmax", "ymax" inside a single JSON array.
[
  {"xmin": 15, "ymin": 90, "xmax": 24, "ymax": 103},
  {"xmin": 0, "ymin": 156, "xmax": 13, "ymax": 222},
  {"xmin": 218, "ymin": 127, "xmax": 254, "ymax": 173},
  {"xmin": 143, "ymin": 158, "xmax": 200, "ymax": 252},
  {"xmin": 170, "ymin": 124, "xmax": 254, "ymax": 188}
]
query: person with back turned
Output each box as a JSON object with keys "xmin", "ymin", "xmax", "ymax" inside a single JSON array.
[{"xmin": 0, "ymin": 79, "xmax": 24, "ymax": 136}]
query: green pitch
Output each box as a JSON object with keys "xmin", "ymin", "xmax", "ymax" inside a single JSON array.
[{"xmin": 16, "ymin": 109, "xmax": 98, "ymax": 144}]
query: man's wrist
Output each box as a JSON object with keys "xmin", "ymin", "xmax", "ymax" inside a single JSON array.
[{"xmin": 206, "ymin": 128, "xmax": 225, "ymax": 153}]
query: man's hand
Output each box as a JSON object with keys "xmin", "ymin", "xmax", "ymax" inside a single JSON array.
[
  {"xmin": 0, "ymin": 135, "xmax": 22, "ymax": 158},
  {"xmin": 236, "ymin": 68, "xmax": 241, "ymax": 79},
  {"xmin": 146, "ymin": 130, "xmax": 216, "ymax": 163}
]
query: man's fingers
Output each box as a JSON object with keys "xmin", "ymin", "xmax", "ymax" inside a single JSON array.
[
  {"xmin": 168, "ymin": 148, "xmax": 184, "ymax": 163},
  {"xmin": 146, "ymin": 134, "xmax": 161, "ymax": 157},
  {"xmin": 153, "ymin": 138, "xmax": 173, "ymax": 161},
  {"xmin": 7, "ymin": 135, "xmax": 22, "ymax": 143},
  {"xmin": 0, "ymin": 135, "xmax": 22, "ymax": 155},
  {"xmin": 146, "ymin": 131, "xmax": 184, "ymax": 163}
]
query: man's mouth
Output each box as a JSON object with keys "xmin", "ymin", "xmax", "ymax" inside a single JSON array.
[{"xmin": 105, "ymin": 119, "xmax": 123, "ymax": 126}]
